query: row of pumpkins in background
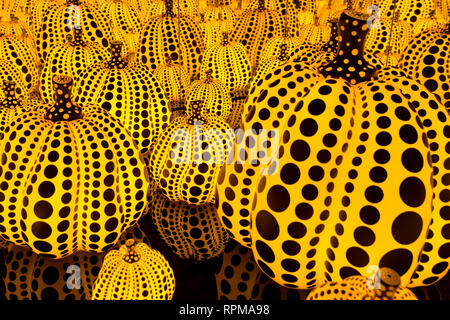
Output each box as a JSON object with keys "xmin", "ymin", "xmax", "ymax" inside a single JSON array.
[{"xmin": 0, "ymin": 0, "xmax": 447, "ymax": 300}]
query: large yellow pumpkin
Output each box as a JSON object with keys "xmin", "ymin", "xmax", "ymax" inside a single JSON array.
[
  {"xmin": 0, "ymin": 75, "xmax": 149, "ymax": 258},
  {"xmin": 216, "ymin": 10, "xmax": 450, "ymax": 289},
  {"xmin": 74, "ymin": 41, "xmax": 170, "ymax": 153},
  {"xmin": 91, "ymin": 239, "xmax": 175, "ymax": 300}
]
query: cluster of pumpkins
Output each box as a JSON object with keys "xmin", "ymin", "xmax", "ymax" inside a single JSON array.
[{"xmin": 0, "ymin": 0, "xmax": 448, "ymax": 301}]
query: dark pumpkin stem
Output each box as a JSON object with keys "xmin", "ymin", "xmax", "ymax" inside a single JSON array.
[
  {"xmin": 107, "ymin": 41, "xmax": 127, "ymax": 69},
  {"xmin": 204, "ymin": 70, "xmax": 214, "ymax": 83},
  {"xmin": 123, "ymin": 239, "xmax": 141, "ymax": 263},
  {"xmin": 321, "ymin": 18, "xmax": 338, "ymax": 53},
  {"xmin": 187, "ymin": 100, "xmax": 207, "ymax": 124},
  {"xmin": 258, "ymin": 0, "xmax": 265, "ymax": 10},
  {"xmin": 166, "ymin": 53, "xmax": 173, "ymax": 65},
  {"xmin": 278, "ymin": 43, "xmax": 288, "ymax": 61},
  {"xmin": 318, "ymin": 10, "xmax": 378, "ymax": 84},
  {"xmin": 221, "ymin": 32, "xmax": 229, "ymax": 45},
  {"xmin": 164, "ymin": 0, "xmax": 175, "ymax": 16},
  {"xmin": 0, "ymin": 81, "xmax": 21, "ymax": 109},
  {"xmin": 46, "ymin": 75, "xmax": 83, "ymax": 122},
  {"xmin": 371, "ymin": 267, "xmax": 401, "ymax": 300},
  {"xmin": 9, "ymin": 14, "xmax": 19, "ymax": 22},
  {"xmin": 67, "ymin": 28, "xmax": 85, "ymax": 46}
]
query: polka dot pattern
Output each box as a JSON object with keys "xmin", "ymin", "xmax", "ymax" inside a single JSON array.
[
  {"xmin": 40, "ymin": 28, "xmax": 108, "ymax": 104},
  {"xmin": 151, "ymin": 189, "xmax": 229, "ymax": 261},
  {"xmin": 307, "ymin": 269, "xmax": 418, "ymax": 300},
  {"xmin": 216, "ymin": 10, "xmax": 450, "ymax": 290},
  {"xmin": 0, "ymin": 77, "xmax": 149, "ymax": 258},
  {"xmin": 400, "ymin": 26, "xmax": 450, "ymax": 111},
  {"xmin": 215, "ymin": 240, "xmax": 310, "ymax": 300},
  {"xmin": 138, "ymin": 0, "xmax": 205, "ymax": 80},
  {"xmin": 230, "ymin": 0, "xmax": 284, "ymax": 74},
  {"xmin": 373, "ymin": 0, "xmax": 435, "ymax": 24},
  {"xmin": 1, "ymin": 226, "xmax": 149, "ymax": 300},
  {"xmin": 0, "ymin": 34, "xmax": 39, "ymax": 97},
  {"xmin": 91, "ymin": 240, "xmax": 175, "ymax": 300},
  {"xmin": 74, "ymin": 41, "xmax": 170, "ymax": 154},
  {"xmin": 148, "ymin": 100, "xmax": 234, "ymax": 205},
  {"xmin": 36, "ymin": 1, "xmax": 112, "ymax": 64},
  {"xmin": 186, "ymin": 70, "xmax": 232, "ymax": 121}
]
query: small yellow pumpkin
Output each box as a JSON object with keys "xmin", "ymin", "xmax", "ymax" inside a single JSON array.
[{"xmin": 91, "ymin": 239, "xmax": 175, "ymax": 300}]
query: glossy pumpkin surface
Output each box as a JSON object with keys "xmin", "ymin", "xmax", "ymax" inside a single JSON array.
[
  {"xmin": 216, "ymin": 10, "xmax": 450, "ymax": 289},
  {"xmin": 91, "ymin": 239, "xmax": 175, "ymax": 300},
  {"xmin": 0, "ymin": 75, "xmax": 149, "ymax": 258},
  {"xmin": 74, "ymin": 41, "xmax": 170, "ymax": 153}
]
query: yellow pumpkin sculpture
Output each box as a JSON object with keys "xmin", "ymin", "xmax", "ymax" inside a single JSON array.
[
  {"xmin": 216, "ymin": 240, "xmax": 310, "ymax": 300},
  {"xmin": 1, "ymin": 226, "xmax": 149, "ymax": 300},
  {"xmin": 186, "ymin": 69, "xmax": 232, "ymax": 121},
  {"xmin": 151, "ymin": 189, "xmax": 229, "ymax": 261},
  {"xmin": 0, "ymin": 81, "xmax": 38, "ymax": 134},
  {"xmin": 154, "ymin": 55, "xmax": 191, "ymax": 120},
  {"xmin": 39, "ymin": 27, "xmax": 108, "ymax": 104},
  {"xmin": 35, "ymin": 0, "xmax": 112, "ymax": 64},
  {"xmin": 148, "ymin": 100, "xmax": 234, "ymax": 205},
  {"xmin": 91, "ymin": 239, "xmax": 175, "ymax": 300},
  {"xmin": 307, "ymin": 268, "xmax": 418, "ymax": 300},
  {"xmin": 230, "ymin": 0, "xmax": 283, "ymax": 73},
  {"xmin": 74, "ymin": 41, "xmax": 170, "ymax": 153},
  {"xmin": 138, "ymin": 0, "xmax": 205, "ymax": 80},
  {"xmin": 0, "ymin": 34, "xmax": 39, "ymax": 97},
  {"xmin": 216, "ymin": 9, "xmax": 450, "ymax": 289},
  {"xmin": 399, "ymin": 24, "xmax": 450, "ymax": 110},
  {"xmin": 0, "ymin": 75, "xmax": 149, "ymax": 258},
  {"xmin": 200, "ymin": 32, "xmax": 252, "ymax": 128}
]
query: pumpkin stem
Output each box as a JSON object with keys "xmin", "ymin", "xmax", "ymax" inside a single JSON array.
[
  {"xmin": 9, "ymin": 14, "xmax": 18, "ymax": 22},
  {"xmin": 257, "ymin": 0, "xmax": 265, "ymax": 10},
  {"xmin": 123, "ymin": 239, "xmax": 141, "ymax": 263},
  {"xmin": 204, "ymin": 69, "xmax": 214, "ymax": 83},
  {"xmin": 321, "ymin": 18, "xmax": 339, "ymax": 53},
  {"xmin": 67, "ymin": 27, "xmax": 85, "ymax": 46},
  {"xmin": 45, "ymin": 75, "xmax": 83, "ymax": 122},
  {"xmin": 165, "ymin": 53, "xmax": 173, "ymax": 65},
  {"xmin": 278, "ymin": 43, "xmax": 288, "ymax": 61},
  {"xmin": 318, "ymin": 9, "xmax": 378, "ymax": 84},
  {"xmin": 221, "ymin": 32, "xmax": 229, "ymax": 45},
  {"xmin": 0, "ymin": 81, "xmax": 21, "ymax": 109},
  {"xmin": 187, "ymin": 100, "xmax": 207, "ymax": 125},
  {"xmin": 107, "ymin": 41, "xmax": 127, "ymax": 69},
  {"xmin": 371, "ymin": 267, "xmax": 401, "ymax": 300},
  {"xmin": 164, "ymin": 0, "xmax": 175, "ymax": 16}
]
